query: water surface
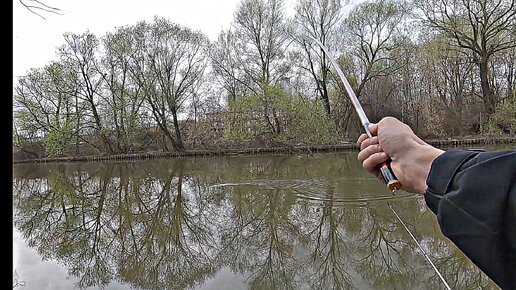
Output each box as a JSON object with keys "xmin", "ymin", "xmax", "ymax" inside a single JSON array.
[{"xmin": 13, "ymin": 152, "xmax": 500, "ymax": 289}]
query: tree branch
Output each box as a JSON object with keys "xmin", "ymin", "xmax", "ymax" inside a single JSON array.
[{"xmin": 19, "ymin": 0, "xmax": 62, "ymax": 19}]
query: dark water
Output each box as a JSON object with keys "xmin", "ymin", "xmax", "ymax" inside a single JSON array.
[{"xmin": 12, "ymin": 152, "xmax": 501, "ymax": 289}]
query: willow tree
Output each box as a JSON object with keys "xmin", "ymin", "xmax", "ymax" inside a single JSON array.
[
  {"xmin": 14, "ymin": 62, "xmax": 81, "ymax": 156},
  {"xmin": 100, "ymin": 26, "xmax": 147, "ymax": 153},
  {"xmin": 59, "ymin": 32, "xmax": 113, "ymax": 152},
  {"xmin": 223, "ymin": 0, "xmax": 293, "ymax": 136},
  {"xmin": 129, "ymin": 18, "xmax": 209, "ymax": 151},
  {"xmin": 416, "ymin": 0, "xmax": 516, "ymax": 117}
]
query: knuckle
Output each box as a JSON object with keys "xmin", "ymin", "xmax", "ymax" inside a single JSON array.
[
  {"xmin": 360, "ymin": 141, "xmax": 366, "ymax": 150},
  {"xmin": 383, "ymin": 116, "xmax": 395, "ymax": 122}
]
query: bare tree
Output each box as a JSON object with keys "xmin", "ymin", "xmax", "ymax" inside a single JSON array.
[
  {"xmin": 419, "ymin": 35, "xmax": 476, "ymax": 135},
  {"xmin": 342, "ymin": 0, "xmax": 411, "ymax": 100},
  {"xmin": 228, "ymin": 0, "xmax": 293, "ymax": 135},
  {"xmin": 416, "ymin": 0, "xmax": 516, "ymax": 117},
  {"xmin": 293, "ymin": 0, "xmax": 344, "ymax": 116},
  {"xmin": 333, "ymin": 0, "xmax": 410, "ymax": 135},
  {"xmin": 210, "ymin": 29, "xmax": 255, "ymax": 102},
  {"xmin": 233, "ymin": 0, "xmax": 292, "ymax": 90}
]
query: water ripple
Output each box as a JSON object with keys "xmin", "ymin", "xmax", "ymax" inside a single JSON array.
[{"xmin": 209, "ymin": 178, "xmax": 417, "ymax": 205}]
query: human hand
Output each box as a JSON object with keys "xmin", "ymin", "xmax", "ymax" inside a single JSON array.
[{"xmin": 356, "ymin": 117, "xmax": 444, "ymax": 194}]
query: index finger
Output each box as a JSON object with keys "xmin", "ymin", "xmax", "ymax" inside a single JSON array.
[{"xmin": 357, "ymin": 133, "xmax": 369, "ymax": 147}]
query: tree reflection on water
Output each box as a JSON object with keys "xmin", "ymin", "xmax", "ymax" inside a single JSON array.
[{"xmin": 13, "ymin": 154, "xmax": 498, "ymax": 289}]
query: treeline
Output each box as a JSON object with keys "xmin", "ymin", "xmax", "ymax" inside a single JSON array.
[{"xmin": 13, "ymin": 0, "xmax": 516, "ymax": 158}]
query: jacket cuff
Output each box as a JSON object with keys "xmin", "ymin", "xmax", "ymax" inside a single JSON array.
[{"xmin": 424, "ymin": 150, "xmax": 477, "ymax": 214}]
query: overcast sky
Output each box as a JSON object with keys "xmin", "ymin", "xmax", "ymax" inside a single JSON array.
[{"xmin": 13, "ymin": 0, "xmax": 299, "ymax": 81}]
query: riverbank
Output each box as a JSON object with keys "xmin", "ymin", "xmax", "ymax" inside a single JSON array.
[{"xmin": 12, "ymin": 136, "xmax": 516, "ymax": 164}]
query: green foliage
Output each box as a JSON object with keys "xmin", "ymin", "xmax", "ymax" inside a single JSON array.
[
  {"xmin": 13, "ymin": 111, "xmax": 38, "ymax": 143},
  {"xmin": 276, "ymin": 92, "xmax": 338, "ymax": 143},
  {"xmin": 486, "ymin": 94, "xmax": 516, "ymax": 134},
  {"xmin": 224, "ymin": 84, "xmax": 339, "ymax": 143},
  {"xmin": 44, "ymin": 123, "xmax": 74, "ymax": 157}
]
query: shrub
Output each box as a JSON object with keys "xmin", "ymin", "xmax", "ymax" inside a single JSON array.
[
  {"xmin": 224, "ymin": 84, "xmax": 339, "ymax": 143},
  {"xmin": 486, "ymin": 94, "xmax": 516, "ymax": 135}
]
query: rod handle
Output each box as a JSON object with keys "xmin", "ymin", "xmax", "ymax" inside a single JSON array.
[{"xmin": 379, "ymin": 161, "xmax": 401, "ymax": 191}]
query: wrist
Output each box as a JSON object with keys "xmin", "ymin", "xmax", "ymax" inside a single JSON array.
[
  {"xmin": 415, "ymin": 145, "xmax": 444, "ymax": 193},
  {"xmin": 396, "ymin": 143, "xmax": 443, "ymax": 194}
]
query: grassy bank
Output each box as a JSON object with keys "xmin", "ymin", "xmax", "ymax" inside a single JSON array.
[{"xmin": 12, "ymin": 136, "xmax": 516, "ymax": 164}]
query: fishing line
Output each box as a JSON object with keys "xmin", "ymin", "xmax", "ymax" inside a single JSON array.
[{"xmin": 387, "ymin": 199, "xmax": 452, "ymax": 290}]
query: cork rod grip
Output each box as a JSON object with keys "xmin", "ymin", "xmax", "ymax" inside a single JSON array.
[{"xmin": 379, "ymin": 161, "xmax": 401, "ymax": 191}]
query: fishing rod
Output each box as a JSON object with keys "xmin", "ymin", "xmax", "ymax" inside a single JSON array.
[
  {"xmin": 310, "ymin": 37, "xmax": 452, "ymax": 290},
  {"xmin": 310, "ymin": 37, "xmax": 400, "ymax": 190}
]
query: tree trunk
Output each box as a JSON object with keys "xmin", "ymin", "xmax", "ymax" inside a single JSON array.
[
  {"xmin": 171, "ymin": 108, "xmax": 184, "ymax": 151},
  {"xmin": 321, "ymin": 81, "xmax": 331, "ymax": 116},
  {"xmin": 478, "ymin": 57, "xmax": 496, "ymax": 117},
  {"xmin": 90, "ymin": 100, "xmax": 113, "ymax": 153},
  {"xmin": 272, "ymin": 108, "xmax": 282, "ymax": 135},
  {"xmin": 159, "ymin": 122, "xmax": 179, "ymax": 152}
]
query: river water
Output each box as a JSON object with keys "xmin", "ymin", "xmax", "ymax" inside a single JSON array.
[{"xmin": 13, "ymin": 151, "xmax": 502, "ymax": 289}]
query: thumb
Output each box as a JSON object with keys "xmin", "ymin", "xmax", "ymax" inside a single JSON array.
[{"xmin": 368, "ymin": 123, "xmax": 378, "ymax": 136}]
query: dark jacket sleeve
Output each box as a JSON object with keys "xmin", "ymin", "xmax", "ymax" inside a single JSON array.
[{"xmin": 424, "ymin": 150, "xmax": 516, "ymax": 290}]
